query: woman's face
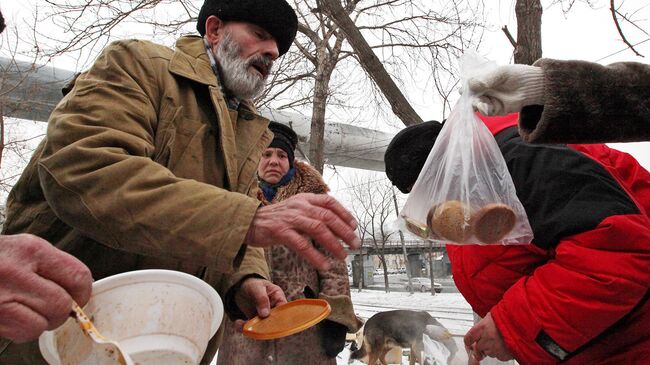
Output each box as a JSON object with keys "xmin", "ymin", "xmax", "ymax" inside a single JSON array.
[{"xmin": 258, "ymin": 147, "xmax": 290, "ymax": 184}]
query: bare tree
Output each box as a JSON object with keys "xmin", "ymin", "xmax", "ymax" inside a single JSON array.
[
  {"xmin": 282, "ymin": 0, "xmax": 484, "ymax": 172},
  {"xmin": 513, "ymin": 0, "xmax": 543, "ymax": 65},
  {"xmin": 504, "ymin": 0, "xmax": 647, "ymax": 65},
  {"xmin": 24, "ymin": 0, "xmax": 485, "ymax": 174},
  {"xmin": 348, "ymin": 173, "xmax": 396, "ymax": 292},
  {"xmin": 0, "ymin": 19, "xmax": 49, "ymax": 199},
  {"xmin": 315, "ymin": 0, "xmax": 424, "ymax": 127}
]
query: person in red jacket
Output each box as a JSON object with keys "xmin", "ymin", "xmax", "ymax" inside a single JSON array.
[{"xmin": 384, "ymin": 113, "xmax": 650, "ymax": 365}]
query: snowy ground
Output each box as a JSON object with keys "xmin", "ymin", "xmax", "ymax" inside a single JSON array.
[{"xmin": 210, "ymin": 287, "xmax": 516, "ymax": 365}]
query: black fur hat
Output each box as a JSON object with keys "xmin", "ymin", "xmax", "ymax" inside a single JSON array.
[
  {"xmin": 196, "ymin": 0, "xmax": 298, "ymax": 56},
  {"xmin": 268, "ymin": 121, "xmax": 298, "ymax": 167},
  {"xmin": 0, "ymin": 10, "xmax": 5, "ymax": 34},
  {"xmin": 384, "ymin": 121, "xmax": 443, "ymax": 194}
]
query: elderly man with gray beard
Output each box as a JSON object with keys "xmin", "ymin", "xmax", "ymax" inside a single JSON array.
[{"xmin": 0, "ymin": 0, "xmax": 361, "ymax": 363}]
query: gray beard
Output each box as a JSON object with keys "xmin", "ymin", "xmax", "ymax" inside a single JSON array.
[{"xmin": 213, "ymin": 33, "xmax": 271, "ymax": 100}]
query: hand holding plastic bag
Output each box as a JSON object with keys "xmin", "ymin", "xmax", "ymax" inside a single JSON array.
[{"xmin": 399, "ymin": 51, "xmax": 533, "ymax": 245}]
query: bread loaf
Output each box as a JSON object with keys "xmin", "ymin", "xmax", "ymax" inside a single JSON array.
[
  {"xmin": 427, "ymin": 200, "xmax": 473, "ymax": 242},
  {"xmin": 471, "ymin": 203, "xmax": 516, "ymax": 243}
]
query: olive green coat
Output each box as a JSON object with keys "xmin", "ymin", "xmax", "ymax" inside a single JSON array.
[{"xmin": 0, "ymin": 36, "xmax": 272, "ymax": 364}]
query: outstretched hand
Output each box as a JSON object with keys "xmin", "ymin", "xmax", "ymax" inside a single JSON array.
[
  {"xmin": 245, "ymin": 193, "xmax": 360, "ymax": 271},
  {"xmin": 464, "ymin": 312, "xmax": 513, "ymax": 365}
]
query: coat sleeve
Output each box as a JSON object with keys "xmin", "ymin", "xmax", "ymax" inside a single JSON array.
[
  {"xmin": 519, "ymin": 59, "xmax": 650, "ymax": 143},
  {"xmin": 490, "ymin": 214, "xmax": 650, "ymax": 364},
  {"xmin": 317, "ymin": 250, "xmax": 350, "ymax": 297},
  {"xmin": 37, "ymin": 39, "xmax": 261, "ymax": 273},
  {"xmin": 314, "ymin": 242, "xmax": 363, "ymax": 333}
]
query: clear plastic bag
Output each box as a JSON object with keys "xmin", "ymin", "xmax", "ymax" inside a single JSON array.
[
  {"xmin": 399, "ymin": 51, "xmax": 533, "ymax": 245},
  {"xmin": 421, "ymin": 325, "xmax": 457, "ymax": 365},
  {"xmin": 422, "ymin": 333, "xmax": 451, "ymax": 365}
]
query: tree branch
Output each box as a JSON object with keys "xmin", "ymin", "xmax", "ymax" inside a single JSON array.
[
  {"xmin": 501, "ymin": 25, "xmax": 517, "ymax": 48},
  {"xmin": 316, "ymin": 0, "xmax": 422, "ymax": 126},
  {"xmin": 610, "ymin": 0, "xmax": 644, "ymax": 57}
]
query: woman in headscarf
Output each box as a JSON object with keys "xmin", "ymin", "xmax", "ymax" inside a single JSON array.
[{"xmin": 217, "ymin": 121, "xmax": 362, "ymax": 365}]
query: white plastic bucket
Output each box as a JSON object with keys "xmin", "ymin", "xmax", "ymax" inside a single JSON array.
[{"xmin": 39, "ymin": 269, "xmax": 224, "ymax": 365}]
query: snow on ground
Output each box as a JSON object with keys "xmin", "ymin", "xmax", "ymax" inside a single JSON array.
[{"xmin": 210, "ymin": 288, "xmax": 515, "ymax": 364}]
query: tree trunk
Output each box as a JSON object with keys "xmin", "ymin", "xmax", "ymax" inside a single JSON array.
[
  {"xmin": 379, "ymin": 254, "xmax": 390, "ymax": 292},
  {"xmin": 514, "ymin": 0, "xmax": 543, "ymax": 65},
  {"xmin": 317, "ymin": 0, "xmax": 423, "ymax": 126},
  {"xmin": 308, "ymin": 26, "xmax": 344, "ymax": 174},
  {"xmin": 310, "ymin": 77, "xmax": 328, "ymax": 174},
  {"xmin": 429, "ymin": 240, "xmax": 435, "ymax": 296},
  {"xmin": 0, "ymin": 106, "xmax": 4, "ymax": 167},
  {"xmin": 392, "ymin": 187, "xmax": 414, "ymax": 294}
]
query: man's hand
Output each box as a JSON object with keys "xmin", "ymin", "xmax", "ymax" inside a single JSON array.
[
  {"xmin": 0, "ymin": 234, "xmax": 93, "ymax": 342},
  {"xmin": 464, "ymin": 312, "xmax": 513, "ymax": 365},
  {"xmin": 467, "ymin": 64, "xmax": 545, "ymax": 116},
  {"xmin": 245, "ymin": 193, "xmax": 360, "ymax": 271},
  {"xmin": 232, "ymin": 277, "xmax": 287, "ymax": 331}
]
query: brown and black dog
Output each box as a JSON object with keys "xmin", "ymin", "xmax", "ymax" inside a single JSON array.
[{"xmin": 349, "ymin": 310, "xmax": 457, "ymax": 365}]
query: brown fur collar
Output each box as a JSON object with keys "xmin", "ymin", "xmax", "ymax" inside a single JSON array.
[{"xmin": 257, "ymin": 160, "xmax": 329, "ymax": 204}]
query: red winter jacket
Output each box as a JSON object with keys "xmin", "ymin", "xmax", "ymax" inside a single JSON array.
[{"xmin": 447, "ymin": 113, "xmax": 650, "ymax": 364}]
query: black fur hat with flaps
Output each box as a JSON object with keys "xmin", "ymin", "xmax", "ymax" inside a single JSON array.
[
  {"xmin": 268, "ymin": 121, "xmax": 298, "ymax": 167},
  {"xmin": 196, "ymin": 0, "xmax": 298, "ymax": 56},
  {"xmin": 384, "ymin": 121, "xmax": 444, "ymax": 194}
]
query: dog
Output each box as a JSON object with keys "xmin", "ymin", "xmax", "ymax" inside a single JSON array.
[{"xmin": 349, "ymin": 310, "xmax": 457, "ymax": 365}]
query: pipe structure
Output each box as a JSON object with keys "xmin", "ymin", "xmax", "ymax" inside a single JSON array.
[{"xmin": 0, "ymin": 57, "xmax": 392, "ymax": 171}]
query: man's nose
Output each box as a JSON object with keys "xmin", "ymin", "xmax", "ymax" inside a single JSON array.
[{"xmin": 261, "ymin": 39, "xmax": 280, "ymax": 60}]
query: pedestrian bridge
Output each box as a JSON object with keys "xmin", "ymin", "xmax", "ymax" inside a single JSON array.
[{"xmin": 348, "ymin": 239, "xmax": 447, "ymax": 255}]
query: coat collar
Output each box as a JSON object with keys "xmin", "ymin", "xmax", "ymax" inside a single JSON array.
[
  {"xmin": 169, "ymin": 35, "xmax": 270, "ymax": 190},
  {"xmin": 169, "ymin": 35, "xmax": 218, "ymax": 87}
]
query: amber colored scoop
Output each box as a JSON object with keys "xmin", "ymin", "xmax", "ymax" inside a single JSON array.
[{"xmin": 68, "ymin": 302, "xmax": 134, "ymax": 365}]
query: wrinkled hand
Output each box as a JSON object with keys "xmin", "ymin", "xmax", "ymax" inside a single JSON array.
[
  {"xmin": 0, "ymin": 234, "xmax": 93, "ymax": 342},
  {"xmin": 233, "ymin": 277, "xmax": 287, "ymax": 331},
  {"xmin": 245, "ymin": 193, "xmax": 360, "ymax": 271},
  {"xmin": 464, "ymin": 312, "xmax": 513, "ymax": 365},
  {"xmin": 467, "ymin": 64, "xmax": 545, "ymax": 116}
]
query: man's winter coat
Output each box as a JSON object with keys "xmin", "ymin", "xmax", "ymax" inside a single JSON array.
[
  {"xmin": 519, "ymin": 59, "xmax": 650, "ymax": 143},
  {"xmin": 217, "ymin": 160, "xmax": 361, "ymax": 365},
  {"xmin": 0, "ymin": 36, "xmax": 272, "ymax": 364},
  {"xmin": 448, "ymin": 113, "xmax": 650, "ymax": 364}
]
